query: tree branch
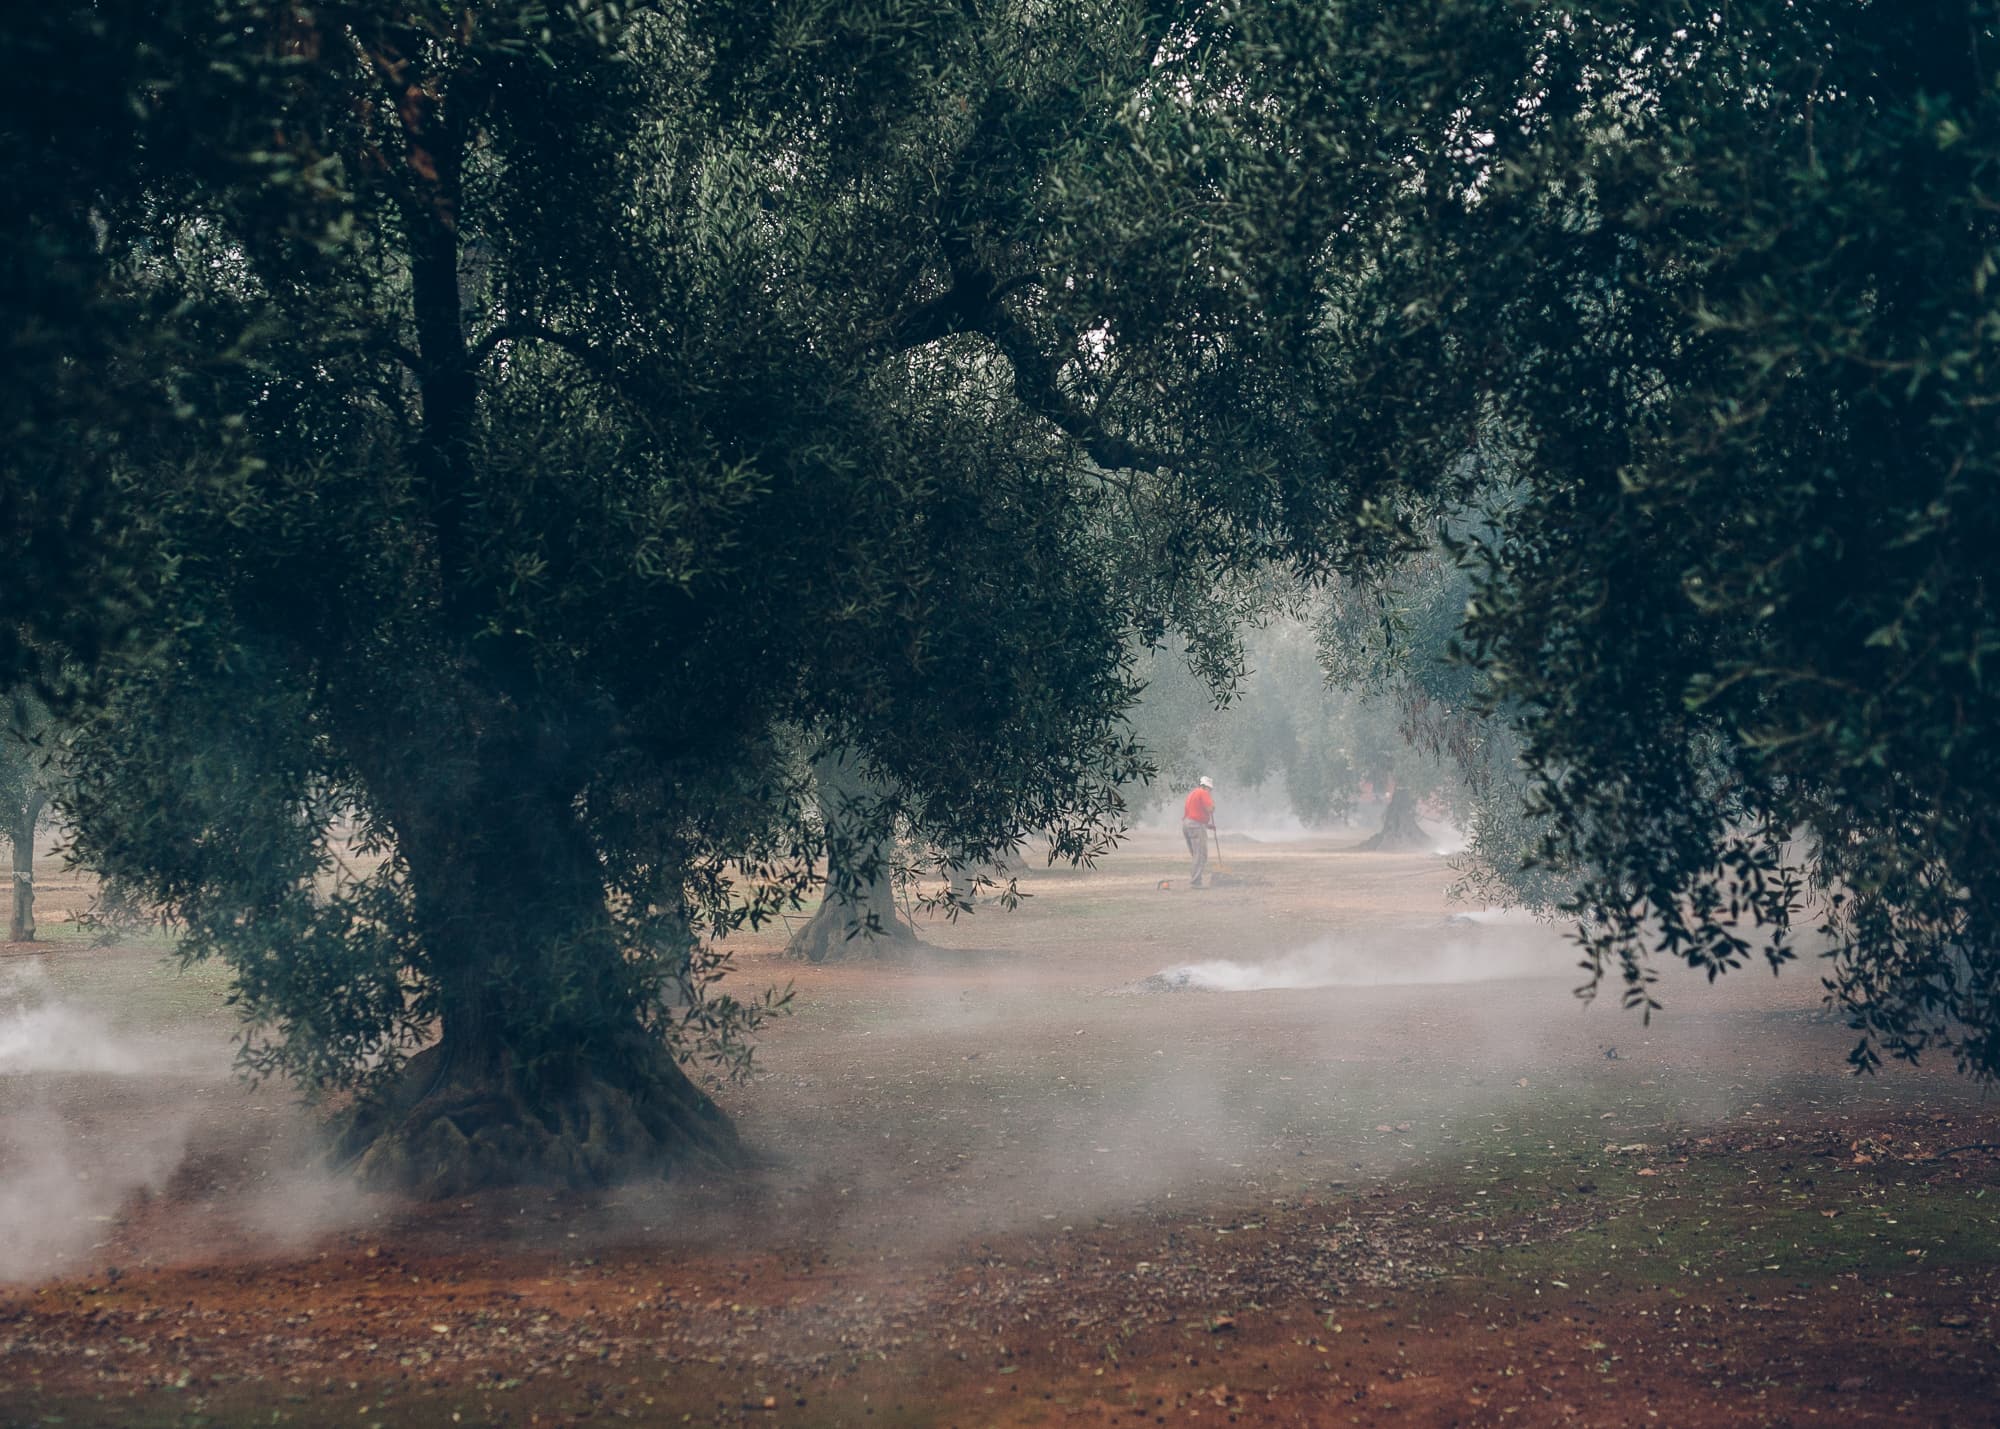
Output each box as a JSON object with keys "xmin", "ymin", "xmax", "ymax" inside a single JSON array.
[
  {"xmin": 879, "ymin": 71, "xmax": 1171, "ymax": 472},
  {"xmin": 884, "ymin": 269, "xmax": 1037, "ymax": 352},
  {"xmin": 883, "ymin": 261, "xmax": 1170, "ymax": 472},
  {"xmin": 375, "ymin": 336, "xmax": 423, "ymax": 374},
  {"xmin": 884, "ymin": 271, "xmax": 995, "ymax": 352},
  {"xmin": 470, "ymin": 322, "xmax": 625, "ymax": 394},
  {"xmin": 984, "ymin": 306, "xmax": 1173, "ymax": 473}
]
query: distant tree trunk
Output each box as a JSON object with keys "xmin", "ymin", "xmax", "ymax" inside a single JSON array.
[
  {"xmin": 788, "ymin": 750, "xmax": 920, "ymax": 962},
  {"xmin": 1357, "ymin": 782, "xmax": 1429, "ymax": 851},
  {"xmin": 6, "ymin": 790, "xmax": 42, "ymax": 943}
]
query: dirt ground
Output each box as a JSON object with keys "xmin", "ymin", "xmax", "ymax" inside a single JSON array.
[{"xmin": 5, "ymin": 829, "xmax": 2000, "ymax": 1427}]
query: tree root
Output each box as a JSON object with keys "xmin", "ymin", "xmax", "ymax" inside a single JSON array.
[
  {"xmin": 1355, "ymin": 822, "xmax": 1433, "ymax": 852},
  {"xmin": 785, "ymin": 895, "xmax": 922, "ymax": 963},
  {"xmin": 334, "ymin": 1036, "xmax": 741, "ymax": 1199},
  {"xmin": 1355, "ymin": 787, "xmax": 1432, "ymax": 852}
]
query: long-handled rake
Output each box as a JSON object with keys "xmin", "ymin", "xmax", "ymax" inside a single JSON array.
[{"xmin": 1158, "ymin": 826, "xmax": 1234, "ymax": 891}]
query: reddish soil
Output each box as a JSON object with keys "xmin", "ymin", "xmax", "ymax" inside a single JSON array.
[{"xmin": 4, "ymin": 831, "xmax": 1999, "ymax": 1426}]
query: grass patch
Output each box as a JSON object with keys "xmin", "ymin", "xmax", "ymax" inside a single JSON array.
[{"xmin": 1457, "ymin": 1140, "xmax": 2000, "ymax": 1296}]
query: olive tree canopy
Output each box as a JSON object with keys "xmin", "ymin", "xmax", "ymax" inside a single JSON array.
[{"xmin": 15, "ymin": 0, "xmax": 1517, "ymax": 1193}]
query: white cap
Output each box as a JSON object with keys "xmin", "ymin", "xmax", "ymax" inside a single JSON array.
[{"xmin": 1198, "ymin": 776, "xmax": 1214, "ymax": 789}]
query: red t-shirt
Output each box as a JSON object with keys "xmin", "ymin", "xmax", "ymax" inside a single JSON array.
[{"xmin": 1183, "ymin": 787, "xmax": 1214, "ymax": 824}]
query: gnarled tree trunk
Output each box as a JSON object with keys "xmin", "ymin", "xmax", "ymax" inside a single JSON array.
[
  {"xmin": 788, "ymin": 749, "xmax": 920, "ymax": 962},
  {"xmin": 320, "ymin": 155, "xmax": 745, "ymax": 1197},
  {"xmin": 1357, "ymin": 782, "xmax": 1430, "ymax": 852},
  {"xmin": 339, "ymin": 747, "xmax": 740, "ymax": 1199}
]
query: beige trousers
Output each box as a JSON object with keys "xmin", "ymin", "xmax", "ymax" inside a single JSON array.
[{"xmin": 1182, "ymin": 818, "xmax": 1210, "ymax": 885}]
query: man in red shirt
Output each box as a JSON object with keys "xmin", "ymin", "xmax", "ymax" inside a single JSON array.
[{"xmin": 1182, "ymin": 777, "xmax": 1215, "ymax": 887}]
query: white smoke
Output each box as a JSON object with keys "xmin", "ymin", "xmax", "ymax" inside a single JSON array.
[
  {"xmin": 1428, "ymin": 821, "xmax": 1470, "ymax": 857},
  {"xmin": 0, "ymin": 958, "xmax": 374, "ymax": 1283},
  {"xmin": 1445, "ymin": 906, "xmax": 1537, "ymax": 926},
  {"xmin": 0, "ymin": 998, "xmax": 148, "ymax": 1074},
  {"xmin": 0, "ymin": 959, "xmax": 216, "ymax": 1076},
  {"xmin": 1149, "ymin": 930, "xmax": 1572, "ymax": 992},
  {"xmin": 0, "ymin": 1099, "xmax": 193, "ymax": 1282}
]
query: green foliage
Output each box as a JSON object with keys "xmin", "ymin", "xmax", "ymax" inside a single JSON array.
[
  {"xmin": 0, "ymin": 689, "xmax": 60, "ymax": 842},
  {"xmin": 20, "ymin": 0, "xmax": 1499, "ymax": 1112},
  {"xmin": 1121, "ymin": 1, "xmax": 2000, "ymax": 1079},
  {"xmin": 24, "ymin": 0, "xmax": 2000, "ymax": 1115},
  {"xmin": 0, "ymin": 683, "xmax": 69, "ymax": 943},
  {"xmin": 1317, "ymin": 538, "xmax": 1563, "ymax": 899},
  {"xmin": 1366, "ymin": 4, "xmax": 2000, "ymax": 1076}
]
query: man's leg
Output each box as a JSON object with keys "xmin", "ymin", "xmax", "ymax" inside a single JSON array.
[{"xmin": 1185, "ymin": 821, "xmax": 1209, "ymax": 886}]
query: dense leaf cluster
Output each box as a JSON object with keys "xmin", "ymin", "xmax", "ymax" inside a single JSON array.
[{"xmin": 1430, "ymin": 5, "xmax": 2000, "ymax": 1074}]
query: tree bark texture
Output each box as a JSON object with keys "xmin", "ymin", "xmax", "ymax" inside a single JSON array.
[
  {"xmin": 337, "ymin": 1029, "xmax": 739, "ymax": 1201},
  {"xmin": 348, "ymin": 738, "xmax": 740, "ymax": 1197},
  {"xmin": 788, "ymin": 750, "xmax": 920, "ymax": 962}
]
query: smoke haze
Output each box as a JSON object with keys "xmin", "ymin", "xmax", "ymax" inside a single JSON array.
[
  {"xmin": 1149, "ymin": 923, "xmax": 1569, "ymax": 992},
  {"xmin": 0, "ymin": 957, "xmax": 377, "ymax": 1283},
  {"xmin": 0, "ymin": 833, "xmax": 1960, "ymax": 1302}
]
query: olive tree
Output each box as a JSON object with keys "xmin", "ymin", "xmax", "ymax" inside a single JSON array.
[{"xmin": 27, "ymin": 0, "xmax": 1520, "ymax": 1194}]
